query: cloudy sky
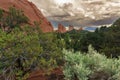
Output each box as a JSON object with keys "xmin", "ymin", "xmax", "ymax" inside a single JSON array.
[{"xmin": 29, "ymin": 0, "xmax": 120, "ymax": 28}]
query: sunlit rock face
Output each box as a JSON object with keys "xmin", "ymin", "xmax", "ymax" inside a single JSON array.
[
  {"xmin": 0, "ymin": 0, "xmax": 53, "ymax": 32},
  {"xmin": 78, "ymin": 27, "xmax": 83, "ymax": 31},
  {"xmin": 57, "ymin": 24, "xmax": 66, "ymax": 33}
]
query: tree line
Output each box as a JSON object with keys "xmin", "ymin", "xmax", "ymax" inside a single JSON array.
[{"xmin": 57, "ymin": 18, "xmax": 120, "ymax": 58}]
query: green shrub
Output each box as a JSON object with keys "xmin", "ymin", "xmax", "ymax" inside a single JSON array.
[
  {"xmin": 0, "ymin": 26, "xmax": 42, "ymax": 80},
  {"xmin": 63, "ymin": 45, "xmax": 120, "ymax": 80},
  {"xmin": 0, "ymin": 26, "xmax": 63, "ymax": 80},
  {"xmin": 0, "ymin": 7, "xmax": 28, "ymax": 31}
]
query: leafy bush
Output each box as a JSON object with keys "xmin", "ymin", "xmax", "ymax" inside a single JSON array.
[
  {"xmin": 0, "ymin": 7, "xmax": 28, "ymax": 31},
  {"xmin": 0, "ymin": 26, "xmax": 42, "ymax": 80},
  {"xmin": 0, "ymin": 26, "xmax": 63, "ymax": 80},
  {"xmin": 63, "ymin": 45, "xmax": 120, "ymax": 80},
  {"xmin": 57, "ymin": 18, "xmax": 120, "ymax": 58},
  {"xmin": 0, "ymin": 7, "xmax": 64, "ymax": 80}
]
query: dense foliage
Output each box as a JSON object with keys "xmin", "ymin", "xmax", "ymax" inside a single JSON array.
[
  {"xmin": 0, "ymin": 8, "xmax": 63, "ymax": 80},
  {"xmin": 57, "ymin": 18, "xmax": 120, "ymax": 58},
  {"xmin": 57, "ymin": 30, "xmax": 89, "ymax": 51},
  {"xmin": 0, "ymin": 6, "xmax": 120, "ymax": 80},
  {"xmin": 63, "ymin": 45, "xmax": 120, "ymax": 80},
  {"xmin": 0, "ymin": 7, "xmax": 28, "ymax": 32},
  {"xmin": 0, "ymin": 26, "xmax": 64, "ymax": 80}
]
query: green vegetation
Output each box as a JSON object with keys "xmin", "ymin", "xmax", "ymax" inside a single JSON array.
[
  {"xmin": 57, "ymin": 30, "xmax": 89, "ymax": 51},
  {"xmin": 0, "ymin": 7, "xmax": 28, "ymax": 32},
  {"xmin": 0, "ymin": 8, "xmax": 63, "ymax": 80},
  {"xmin": 63, "ymin": 45, "xmax": 120, "ymax": 80},
  {"xmin": 0, "ymin": 26, "xmax": 63, "ymax": 80},
  {"xmin": 0, "ymin": 7, "xmax": 120, "ymax": 80},
  {"xmin": 57, "ymin": 18, "xmax": 120, "ymax": 58}
]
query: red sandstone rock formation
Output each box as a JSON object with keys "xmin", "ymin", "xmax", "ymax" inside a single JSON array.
[
  {"xmin": 78, "ymin": 27, "xmax": 83, "ymax": 31},
  {"xmin": 0, "ymin": 0, "xmax": 53, "ymax": 32},
  {"xmin": 57, "ymin": 24, "xmax": 66, "ymax": 33},
  {"xmin": 28, "ymin": 67, "xmax": 64, "ymax": 80},
  {"xmin": 68, "ymin": 25, "xmax": 74, "ymax": 31}
]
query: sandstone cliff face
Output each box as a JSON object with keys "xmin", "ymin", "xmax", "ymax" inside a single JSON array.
[
  {"xmin": 78, "ymin": 27, "xmax": 83, "ymax": 31},
  {"xmin": 57, "ymin": 24, "xmax": 66, "ymax": 33},
  {"xmin": 69, "ymin": 25, "xmax": 74, "ymax": 31},
  {"xmin": 0, "ymin": 0, "xmax": 53, "ymax": 32}
]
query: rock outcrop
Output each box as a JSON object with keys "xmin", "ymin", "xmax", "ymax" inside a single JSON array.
[
  {"xmin": 78, "ymin": 27, "xmax": 83, "ymax": 31},
  {"xmin": 68, "ymin": 25, "xmax": 74, "ymax": 31},
  {"xmin": 0, "ymin": 0, "xmax": 53, "ymax": 32},
  {"xmin": 57, "ymin": 24, "xmax": 66, "ymax": 33}
]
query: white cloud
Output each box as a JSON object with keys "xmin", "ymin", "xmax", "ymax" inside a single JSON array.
[{"xmin": 29, "ymin": 0, "xmax": 120, "ymax": 27}]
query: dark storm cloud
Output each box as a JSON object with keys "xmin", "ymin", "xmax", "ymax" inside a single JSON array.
[{"xmin": 29, "ymin": 0, "xmax": 120, "ymax": 28}]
